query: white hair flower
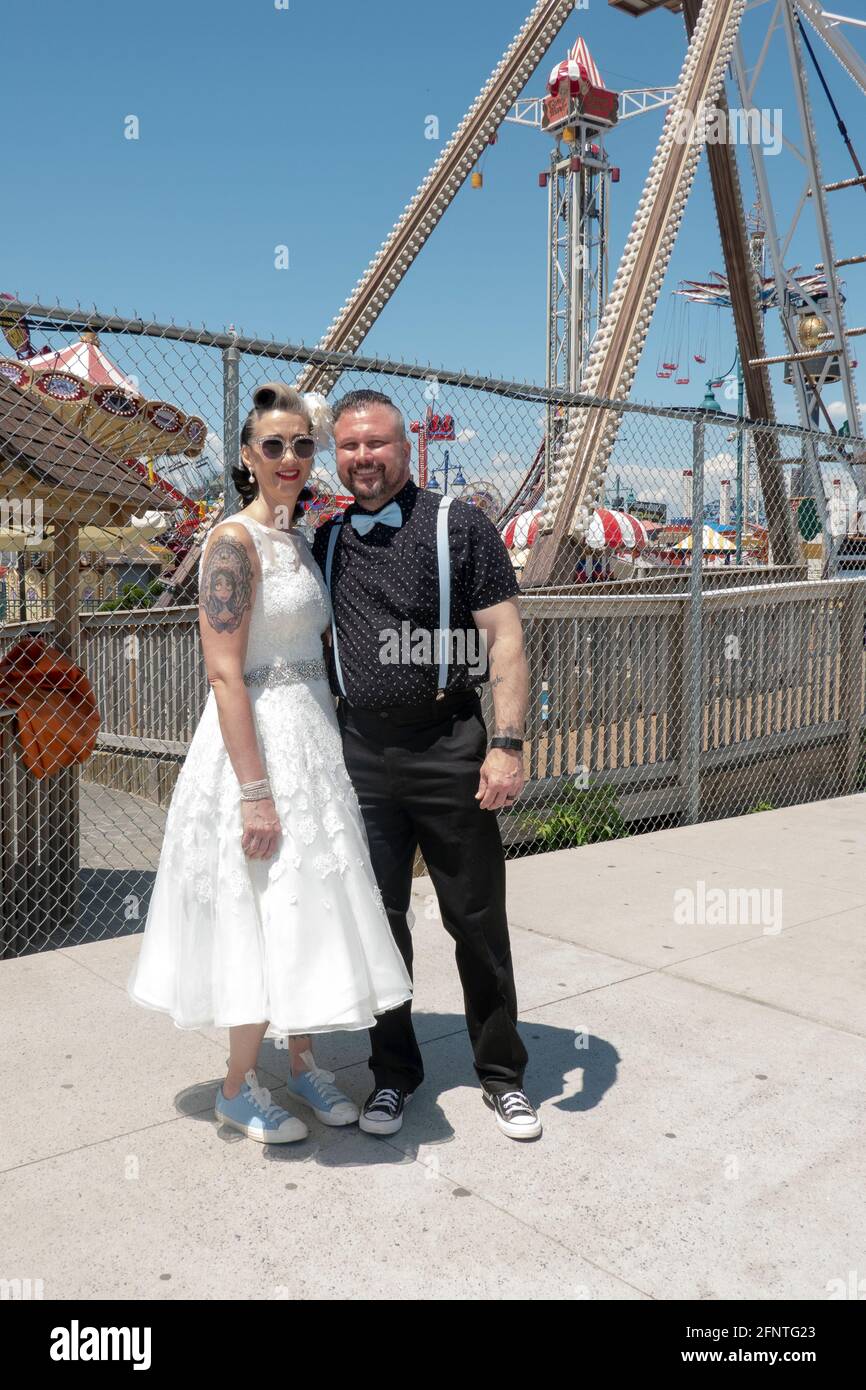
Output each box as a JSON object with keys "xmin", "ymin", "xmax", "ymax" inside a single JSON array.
[{"xmin": 303, "ymin": 392, "xmax": 334, "ymax": 451}]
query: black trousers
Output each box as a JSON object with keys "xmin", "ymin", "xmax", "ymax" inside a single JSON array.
[{"xmin": 337, "ymin": 691, "xmax": 528, "ymax": 1098}]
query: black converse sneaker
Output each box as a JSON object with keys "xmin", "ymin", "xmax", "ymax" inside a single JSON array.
[
  {"xmin": 483, "ymin": 1088, "xmax": 542, "ymax": 1140},
  {"xmin": 359, "ymin": 1086, "xmax": 413, "ymax": 1136}
]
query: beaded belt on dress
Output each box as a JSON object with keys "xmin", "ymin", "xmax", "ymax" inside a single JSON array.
[{"xmin": 243, "ymin": 657, "xmax": 328, "ymax": 688}]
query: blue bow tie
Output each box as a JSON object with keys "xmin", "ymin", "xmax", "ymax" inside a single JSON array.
[{"xmin": 349, "ymin": 500, "xmax": 403, "ymax": 536}]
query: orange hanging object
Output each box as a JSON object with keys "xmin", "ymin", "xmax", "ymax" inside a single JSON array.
[
  {"xmin": 0, "ymin": 637, "xmax": 100, "ymax": 778},
  {"xmin": 471, "ymin": 171, "xmax": 483, "ymax": 189}
]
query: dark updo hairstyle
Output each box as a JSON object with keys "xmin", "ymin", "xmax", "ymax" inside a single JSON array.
[{"xmin": 235, "ymin": 380, "xmax": 315, "ymax": 522}]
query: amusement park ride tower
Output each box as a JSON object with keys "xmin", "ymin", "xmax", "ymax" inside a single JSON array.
[
  {"xmin": 504, "ymin": 38, "xmax": 675, "ymax": 503},
  {"xmin": 538, "ymin": 41, "xmax": 619, "ymax": 488}
]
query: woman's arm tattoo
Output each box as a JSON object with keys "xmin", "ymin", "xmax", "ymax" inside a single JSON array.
[{"xmin": 200, "ymin": 536, "xmax": 254, "ymax": 633}]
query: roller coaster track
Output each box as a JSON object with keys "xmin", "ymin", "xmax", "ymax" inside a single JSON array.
[
  {"xmin": 522, "ymin": 0, "xmax": 772, "ymax": 586},
  {"xmin": 159, "ymin": 1, "xmax": 580, "ymax": 601},
  {"xmin": 295, "ymin": 0, "xmax": 579, "ymax": 396}
]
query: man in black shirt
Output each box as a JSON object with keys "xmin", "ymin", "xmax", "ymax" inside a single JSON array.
[{"xmin": 311, "ymin": 390, "xmax": 540, "ymax": 1141}]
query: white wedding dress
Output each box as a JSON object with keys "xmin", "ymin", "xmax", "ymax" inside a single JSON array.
[{"xmin": 128, "ymin": 512, "xmax": 413, "ymax": 1037}]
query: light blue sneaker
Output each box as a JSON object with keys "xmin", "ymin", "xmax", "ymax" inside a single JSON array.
[
  {"xmin": 283, "ymin": 1051, "xmax": 360, "ymax": 1126},
  {"xmin": 215, "ymin": 1070, "xmax": 308, "ymax": 1144}
]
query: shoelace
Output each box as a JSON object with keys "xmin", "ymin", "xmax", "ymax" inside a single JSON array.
[
  {"xmin": 304, "ymin": 1062, "xmax": 345, "ymax": 1106},
  {"xmin": 243, "ymin": 1072, "xmax": 285, "ymax": 1123},
  {"xmin": 369, "ymin": 1087, "xmax": 401, "ymax": 1117},
  {"xmin": 499, "ymin": 1090, "xmax": 534, "ymax": 1118}
]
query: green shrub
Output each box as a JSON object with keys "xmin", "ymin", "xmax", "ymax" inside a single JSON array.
[
  {"xmin": 527, "ymin": 782, "xmax": 628, "ymax": 849},
  {"xmin": 98, "ymin": 579, "xmax": 163, "ymax": 612}
]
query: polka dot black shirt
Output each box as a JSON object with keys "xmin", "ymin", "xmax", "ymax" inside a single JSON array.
[{"xmin": 311, "ymin": 476, "xmax": 520, "ymax": 708}]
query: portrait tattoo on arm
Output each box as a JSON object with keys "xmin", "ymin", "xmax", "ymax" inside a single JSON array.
[{"xmin": 200, "ymin": 536, "xmax": 254, "ymax": 633}]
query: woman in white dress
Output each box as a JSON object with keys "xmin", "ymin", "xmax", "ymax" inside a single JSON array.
[{"xmin": 128, "ymin": 382, "xmax": 413, "ymax": 1143}]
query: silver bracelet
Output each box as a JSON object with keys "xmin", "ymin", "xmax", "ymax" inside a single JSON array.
[{"xmin": 240, "ymin": 778, "xmax": 272, "ymax": 802}]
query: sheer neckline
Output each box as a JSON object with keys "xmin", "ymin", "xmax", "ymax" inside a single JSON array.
[{"xmin": 238, "ymin": 513, "xmax": 299, "ymax": 539}]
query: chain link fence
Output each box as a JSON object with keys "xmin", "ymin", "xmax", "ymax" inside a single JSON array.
[{"xmin": 1, "ymin": 296, "xmax": 865, "ymax": 957}]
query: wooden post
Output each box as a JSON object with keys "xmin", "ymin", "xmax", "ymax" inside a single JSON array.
[
  {"xmin": 668, "ymin": 597, "xmax": 688, "ymax": 822},
  {"xmin": 51, "ymin": 516, "xmax": 80, "ymax": 661}
]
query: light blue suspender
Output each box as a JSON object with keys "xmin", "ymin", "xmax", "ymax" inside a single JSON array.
[
  {"xmin": 324, "ymin": 493, "xmax": 453, "ymax": 702},
  {"xmin": 434, "ymin": 494, "xmax": 453, "ymax": 694},
  {"xmin": 324, "ymin": 516, "xmax": 349, "ymax": 698}
]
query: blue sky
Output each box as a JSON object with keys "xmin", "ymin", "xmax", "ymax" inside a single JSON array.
[{"xmin": 3, "ymin": 0, "xmax": 865, "ymax": 431}]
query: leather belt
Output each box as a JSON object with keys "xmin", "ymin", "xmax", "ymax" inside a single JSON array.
[{"xmin": 337, "ymin": 685, "xmax": 480, "ymax": 726}]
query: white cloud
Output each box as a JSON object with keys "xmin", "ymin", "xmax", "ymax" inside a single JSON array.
[
  {"xmin": 455, "ymin": 427, "xmax": 476, "ymax": 443},
  {"xmin": 204, "ymin": 429, "xmax": 225, "ymax": 468},
  {"xmin": 490, "ymin": 450, "xmax": 524, "ymax": 469},
  {"xmin": 827, "ymin": 400, "xmax": 866, "ymax": 428}
]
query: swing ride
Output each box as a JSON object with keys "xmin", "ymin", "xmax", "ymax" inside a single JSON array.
[{"xmin": 0, "ymin": 306, "xmax": 210, "ymax": 563}]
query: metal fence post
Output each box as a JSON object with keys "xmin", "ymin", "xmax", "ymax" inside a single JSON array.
[
  {"xmin": 684, "ymin": 417, "xmax": 705, "ymax": 825},
  {"xmin": 222, "ymin": 338, "xmax": 241, "ymax": 520}
]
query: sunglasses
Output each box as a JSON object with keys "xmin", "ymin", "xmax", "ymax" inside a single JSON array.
[{"xmin": 252, "ymin": 434, "xmax": 316, "ymax": 462}]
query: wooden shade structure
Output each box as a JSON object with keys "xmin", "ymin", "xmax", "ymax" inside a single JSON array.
[
  {"xmin": 0, "ymin": 375, "xmax": 169, "ymax": 651},
  {"xmin": 0, "ymin": 375, "xmax": 169, "ymax": 955}
]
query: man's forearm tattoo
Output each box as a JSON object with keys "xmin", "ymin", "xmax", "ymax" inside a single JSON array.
[{"xmin": 200, "ymin": 536, "xmax": 253, "ymax": 632}]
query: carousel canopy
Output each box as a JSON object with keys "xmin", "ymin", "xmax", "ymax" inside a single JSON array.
[{"xmin": 23, "ymin": 336, "xmax": 136, "ymax": 390}]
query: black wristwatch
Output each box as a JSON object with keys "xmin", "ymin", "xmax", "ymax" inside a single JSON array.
[{"xmin": 489, "ymin": 735, "xmax": 524, "ymax": 751}]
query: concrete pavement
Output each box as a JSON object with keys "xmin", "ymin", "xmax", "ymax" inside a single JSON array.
[{"xmin": 1, "ymin": 794, "xmax": 864, "ymax": 1300}]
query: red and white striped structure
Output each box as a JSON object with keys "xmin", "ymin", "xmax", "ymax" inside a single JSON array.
[
  {"xmin": 23, "ymin": 336, "xmax": 137, "ymax": 391},
  {"xmin": 502, "ymin": 508, "xmax": 543, "ymax": 551},
  {"xmin": 584, "ymin": 508, "xmax": 649, "ymax": 551},
  {"xmin": 503, "ymin": 506, "xmax": 649, "ymax": 553},
  {"xmin": 547, "ymin": 37, "xmax": 605, "ymax": 96}
]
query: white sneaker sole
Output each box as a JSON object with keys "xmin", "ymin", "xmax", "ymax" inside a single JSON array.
[
  {"xmin": 215, "ymin": 1107, "xmax": 308, "ymax": 1144},
  {"xmin": 359, "ymin": 1092, "xmax": 413, "ymax": 1136},
  {"xmin": 483, "ymin": 1093, "xmax": 542, "ymax": 1140},
  {"xmin": 287, "ymin": 1092, "xmax": 360, "ymax": 1127}
]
